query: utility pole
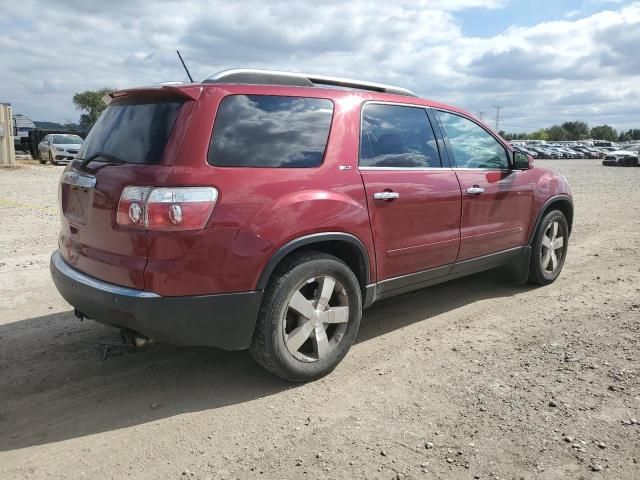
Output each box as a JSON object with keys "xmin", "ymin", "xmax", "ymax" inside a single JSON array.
[
  {"xmin": 478, "ymin": 111, "xmax": 485, "ymax": 121},
  {"xmin": 493, "ymin": 106, "xmax": 502, "ymax": 131}
]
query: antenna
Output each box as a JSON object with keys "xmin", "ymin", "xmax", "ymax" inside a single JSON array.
[{"xmin": 176, "ymin": 50, "xmax": 194, "ymax": 83}]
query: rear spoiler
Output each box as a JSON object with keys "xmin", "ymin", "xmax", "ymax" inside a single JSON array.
[{"xmin": 103, "ymin": 84, "xmax": 202, "ymax": 105}]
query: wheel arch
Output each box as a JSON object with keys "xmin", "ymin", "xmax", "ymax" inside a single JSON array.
[
  {"xmin": 529, "ymin": 195, "xmax": 573, "ymax": 244},
  {"xmin": 256, "ymin": 232, "xmax": 371, "ymax": 298}
]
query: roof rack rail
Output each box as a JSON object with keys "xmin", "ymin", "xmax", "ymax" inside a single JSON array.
[{"xmin": 203, "ymin": 69, "xmax": 417, "ymax": 97}]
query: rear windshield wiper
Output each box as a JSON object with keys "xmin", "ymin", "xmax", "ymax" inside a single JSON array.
[{"xmin": 77, "ymin": 152, "xmax": 127, "ymax": 170}]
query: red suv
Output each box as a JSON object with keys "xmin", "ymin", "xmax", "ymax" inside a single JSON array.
[{"xmin": 51, "ymin": 69, "xmax": 573, "ymax": 381}]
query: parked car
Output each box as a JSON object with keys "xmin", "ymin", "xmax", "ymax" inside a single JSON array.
[
  {"xmin": 38, "ymin": 134, "xmax": 84, "ymax": 164},
  {"xmin": 50, "ymin": 69, "xmax": 573, "ymax": 382},
  {"xmin": 556, "ymin": 146, "xmax": 583, "ymax": 159},
  {"xmin": 558, "ymin": 147, "xmax": 581, "ymax": 159},
  {"xmin": 576, "ymin": 147, "xmax": 602, "ymax": 158},
  {"xmin": 591, "ymin": 147, "xmax": 609, "ymax": 157},
  {"xmin": 602, "ymin": 145, "xmax": 640, "ymax": 167},
  {"xmin": 529, "ymin": 146, "xmax": 557, "ymax": 159},
  {"xmin": 513, "ymin": 145, "xmax": 538, "ymax": 158},
  {"xmin": 567, "ymin": 147, "xmax": 586, "ymax": 159},
  {"xmin": 547, "ymin": 146, "xmax": 571, "ymax": 158}
]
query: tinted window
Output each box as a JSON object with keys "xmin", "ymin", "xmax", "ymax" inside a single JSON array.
[
  {"xmin": 79, "ymin": 99, "xmax": 183, "ymax": 164},
  {"xmin": 51, "ymin": 134, "xmax": 82, "ymax": 145},
  {"xmin": 209, "ymin": 95, "xmax": 333, "ymax": 168},
  {"xmin": 436, "ymin": 111, "xmax": 509, "ymax": 169},
  {"xmin": 360, "ymin": 104, "xmax": 441, "ymax": 168}
]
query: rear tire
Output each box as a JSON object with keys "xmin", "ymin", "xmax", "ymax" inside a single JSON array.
[
  {"xmin": 528, "ymin": 210, "xmax": 569, "ymax": 285},
  {"xmin": 250, "ymin": 251, "xmax": 362, "ymax": 382}
]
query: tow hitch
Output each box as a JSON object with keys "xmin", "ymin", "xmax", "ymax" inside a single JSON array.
[{"xmin": 96, "ymin": 329, "xmax": 154, "ymax": 360}]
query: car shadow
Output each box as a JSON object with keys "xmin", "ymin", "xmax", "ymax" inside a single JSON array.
[{"xmin": 0, "ymin": 270, "xmax": 533, "ymax": 451}]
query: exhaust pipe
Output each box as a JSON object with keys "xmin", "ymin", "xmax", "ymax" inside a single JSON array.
[
  {"xmin": 120, "ymin": 329, "xmax": 155, "ymax": 348},
  {"xmin": 97, "ymin": 329, "xmax": 154, "ymax": 360}
]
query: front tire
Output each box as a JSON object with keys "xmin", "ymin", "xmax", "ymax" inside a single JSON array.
[
  {"xmin": 528, "ymin": 210, "xmax": 569, "ymax": 285},
  {"xmin": 250, "ymin": 251, "xmax": 362, "ymax": 382}
]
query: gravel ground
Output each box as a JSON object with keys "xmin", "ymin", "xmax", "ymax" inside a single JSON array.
[{"xmin": 0, "ymin": 159, "xmax": 639, "ymax": 480}]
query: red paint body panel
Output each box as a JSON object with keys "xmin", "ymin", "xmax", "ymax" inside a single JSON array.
[
  {"xmin": 525, "ymin": 167, "xmax": 573, "ymax": 239},
  {"xmin": 59, "ymin": 164, "xmax": 174, "ymax": 289},
  {"xmin": 56, "ymin": 81, "xmax": 572, "ymax": 298},
  {"xmin": 359, "ymin": 169, "xmax": 461, "ymax": 280},
  {"xmin": 454, "ymin": 169, "xmax": 534, "ymax": 260},
  {"xmin": 141, "ymin": 86, "xmax": 376, "ymax": 295}
]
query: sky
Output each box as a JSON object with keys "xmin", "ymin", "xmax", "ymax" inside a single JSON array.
[{"xmin": 1, "ymin": 0, "xmax": 639, "ymax": 133}]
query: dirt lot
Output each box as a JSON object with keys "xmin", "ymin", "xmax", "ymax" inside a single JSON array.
[{"xmin": 0, "ymin": 159, "xmax": 639, "ymax": 480}]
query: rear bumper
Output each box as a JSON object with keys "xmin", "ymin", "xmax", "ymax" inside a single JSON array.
[{"xmin": 50, "ymin": 250, "xmax": 262, "ymax": 350}]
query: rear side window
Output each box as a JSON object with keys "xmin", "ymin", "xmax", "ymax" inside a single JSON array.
[
  {"xmin": 360, "ymin": 104, "xmax": 441, "ymax": 168},
  {"xmin": 79, "ymin": 98, "xmax": 183, "ymax": 165},
  {"xmin": 209, "ymin": 95, "xmax": 334, "ymax": 168}
]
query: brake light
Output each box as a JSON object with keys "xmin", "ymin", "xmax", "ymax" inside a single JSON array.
[
  {"xmin": 117, "ymin": 186, "xmax": 218, "ymax": 231},
  {"xmin": 117, "ymin": 187, "xmax": 149, "ymax": 227}
]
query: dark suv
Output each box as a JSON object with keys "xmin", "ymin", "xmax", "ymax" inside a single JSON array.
[{"xmin": 51, "ymin": 69, "xmax": 573, "ymax": 381}]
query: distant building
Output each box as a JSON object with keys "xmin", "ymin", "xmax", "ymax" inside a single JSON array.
[{"xmin": 12, "ymin": 113, "xmax": 36, "ymax": 148}]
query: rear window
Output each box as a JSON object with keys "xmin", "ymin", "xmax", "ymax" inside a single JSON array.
[
  {"xmin": 208, "ymin": 95, "xmax": 334, "ymax": 168},
  {"xmin": 79, "ymin": 98, "xmax": 183, "ymax": 165}
]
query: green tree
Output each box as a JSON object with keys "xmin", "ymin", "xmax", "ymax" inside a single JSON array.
[
  {"xmin": 547, "ymin": 125, "xmax": 570, "ymax": 141},
  {"xmin": 619, "ymin": 131, "xmax": 632, "ymax": 142},
  {"xmin": 590, "ymin": 125, "xmax": 618, "ymax": 142},
  {"xmin": 561, "ymin": 121, "xmax": 589, "ymax": 140},
  {"xmin": 528, "ymin": 129, "xmax": 549, "ymax": 141},
  {"xmin": 621, "ymin": 129, "xmax": 640, "ymax": 141},
  {"xmin": 72, "ymin": 88, "xmax": 113, "ymax": 130}
]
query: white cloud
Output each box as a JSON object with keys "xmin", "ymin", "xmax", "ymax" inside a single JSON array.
[{"xmin": 0, "ymin": 0, "xmax": 639, "ymax": 132}]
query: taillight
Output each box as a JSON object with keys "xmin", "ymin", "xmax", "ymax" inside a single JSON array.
[
  {"xmin": 117, "ymin": 186, "xmax": 150, "ymax": 228},
  {"xmin": 117, "ymin": 186, "xmax": 218, "ymax": 231},
  {"xmin": 146, "ymin": 187, "xmax": 218, "ymax": 231}
]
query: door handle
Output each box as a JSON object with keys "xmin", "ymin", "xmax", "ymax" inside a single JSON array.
[
  {"xmin": 373, "ymin": 191, "xmax": 400, "ymax": 201},
  {"xmin": 466, "ymin": 186, "xmax": 485, "ymax": 195}
]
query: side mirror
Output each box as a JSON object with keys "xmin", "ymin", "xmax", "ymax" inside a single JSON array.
[{"xmin": 513, "ymin": 151, "xmax": 532, "ymax": 170}]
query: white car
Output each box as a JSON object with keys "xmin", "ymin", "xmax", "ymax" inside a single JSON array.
[
  {"xmin": 37, "ymin": 134, "xmax": 83, "ymax": 165},
  {"xmin": 602, "ymin": 145, "xmax": 640, "ymax": 167}
]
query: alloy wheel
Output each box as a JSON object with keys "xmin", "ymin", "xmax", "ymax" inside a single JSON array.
[
  {"xmin": 282, "ymin": 276, "xmax": 349, "ymax": 362},
  {"xmin": 540, "ymin": 220, "xmax": 565, "ymax": 273}
]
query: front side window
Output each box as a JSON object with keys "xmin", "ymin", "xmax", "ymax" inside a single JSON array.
[
  {"xmin": 436, "ymin": 111, "xmax": 509, "ymax": 169},
  {"xmin": 360, "ymin": 104, "xmax": 441, "ymax": 168},
  {"xmin": 209, "ymin": 95, "xmax": 334, "ymax": 168}
]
